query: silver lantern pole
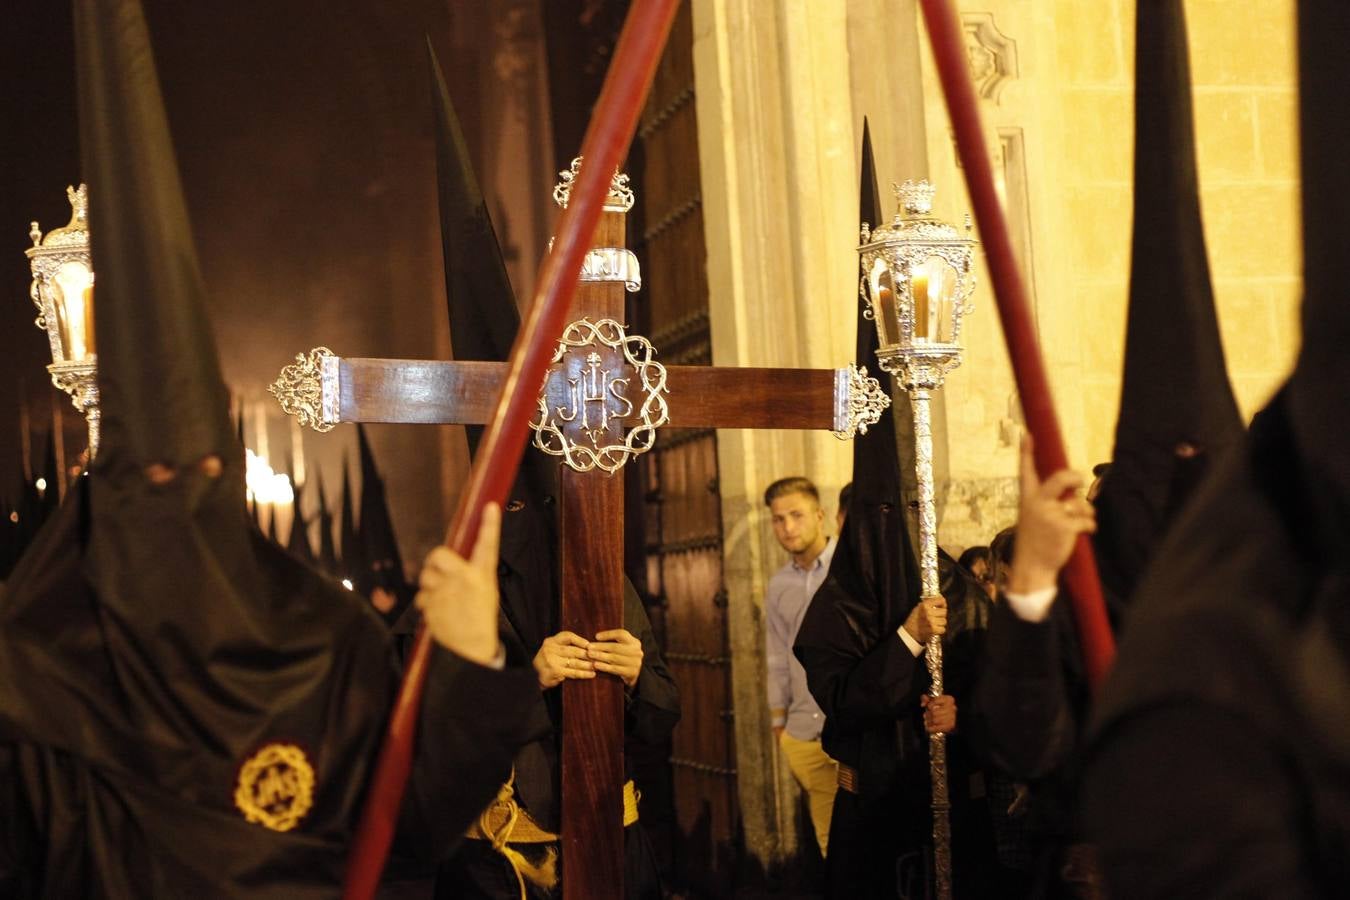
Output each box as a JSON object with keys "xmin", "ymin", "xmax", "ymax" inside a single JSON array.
[{"xmin": 858, "ymin": 180, "xmax": 977, "ymax": 900}]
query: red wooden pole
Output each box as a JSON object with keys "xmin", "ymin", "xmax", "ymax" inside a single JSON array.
[
  {"xmin": 916, "ymin": 0, "xmax": 1116, "ymax": 689},
  {"xmin": 341, "ymin": 2, "xmax": 681, "ymax": 895}
]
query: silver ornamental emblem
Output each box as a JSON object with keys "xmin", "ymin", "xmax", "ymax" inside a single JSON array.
[{"xmin": 530, "ymin": 318, "xmax": 668, "ymax": 473}]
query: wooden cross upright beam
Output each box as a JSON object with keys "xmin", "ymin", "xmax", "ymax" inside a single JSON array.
[
  {"xmin": 273, "ymin": 168, "xmax": 887, "ymax": 899},
  {"xmin": 555, "ymin": 182, "xmax": 628, "ymax": 897}
]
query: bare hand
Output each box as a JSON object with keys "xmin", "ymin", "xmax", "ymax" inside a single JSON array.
[
  {"xmin": 921, "ymin": 693, "xmax": 957, "ymax": 734},
  {"xmin": 417, "ymin": 503, "xmax": 503, "ymax": 667},
  {"xmin": 588, "ymin": 628, "xmax": 644, "ymax": 688},
  {"xmin": 903, "ymin": 593, "xmax": 947, "ymax": 644},
  {"xmin": 1009, "ymin": 434, "xmax": 1096, "ymax": 594},
  {"xmin": 533, "ymin": 631, "xmax": 595, "ymax": 689}
]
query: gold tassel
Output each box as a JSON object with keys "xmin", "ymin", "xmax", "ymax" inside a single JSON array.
[
  {"xmin": 467, "ymin": 775, "xmax": 642, "ymax": 898},
  {"xmin": 474, "ymin": 773, "xmax": 560, "ymax": 899}
]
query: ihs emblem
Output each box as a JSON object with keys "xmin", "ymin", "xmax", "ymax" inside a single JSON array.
[{"xmin": 234, "ymin": 742, "xmax": 316, "ymax": 832}]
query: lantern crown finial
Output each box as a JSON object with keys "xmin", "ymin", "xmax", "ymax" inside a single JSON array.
[
  {"xmin": 32, "ymin": 183, "xmax": 90, "ymax": 249},
  {"xmin": 894, "ymin": 179, "xmax": 935, "ymax": 217}
]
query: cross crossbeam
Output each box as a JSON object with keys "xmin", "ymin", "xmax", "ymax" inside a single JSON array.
[{"xmin": 287, "ymin": 355, "xmax": 857, "ymax": 432}]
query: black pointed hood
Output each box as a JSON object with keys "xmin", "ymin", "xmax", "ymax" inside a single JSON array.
[
  {"xmin": 1287, "ymin": 1, "xmax": 1350, "ymax": 532},
  {"xmin": 356, "ymin": 425, "xmax": 411, "ymax": 624},
  {"xmin": 0, "ymin": 2, "xmax": 396, "ymax": 878},
  {"xmin": 797, "ymin": 119, "xmax": 922, "ymax": 667},
  {"xmin": 339, "ymin": 454, "xmax": 363, "ymax": 584},
  {"xmin": 430, "ymin": 43, "xmax": 558, "ymax": 647},
  {"xmin": 1092, "ymin": 0, "xmax": 1244, "ymax": 606},
  {"xmin": 285, "ymin": 474, "xmax": 316, "ymax": 564},
  {"xmin": 429, "ymin": 41, "xmax": 521, "ymax": 398},
  {"xmin": 315, "ymin": 468, "xmax": 339, "ymax": 575},
  {"xmin": 78, "ymin": 0, "xmax": 234, "ymax": 478}
]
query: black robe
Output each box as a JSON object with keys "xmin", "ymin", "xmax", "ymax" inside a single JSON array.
[
  {"xmin": 433, "ymin": 577, "xmax": 680, "ymax": 900},
  {"xmin": 0, "ymin": 477, "xmax": 538, "ymax": 899},
  {"xmin": 796, "ymin": 550, "xmax": 995, "ymax": 900},
  {"xmin": 1081, "ymin": 395, "xmax": 1350, "ymax": 898},
  {"xmin": 965, "ymin": 597, "xmax": 1092, "ymax": 900}
]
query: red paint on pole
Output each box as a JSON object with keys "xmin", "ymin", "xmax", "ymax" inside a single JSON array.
[
  {"xmin": 341, "ymin": 2, "xmax": 681, "ymax": 895},
  {"xmin": 917, "ymin": 0, "xmax": 1116, "ymax": 689}
]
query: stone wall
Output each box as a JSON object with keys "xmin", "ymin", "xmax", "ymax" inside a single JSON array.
[{"xmin": 917, "ymin": 0, "xmax": 1300, "ymax": 551}]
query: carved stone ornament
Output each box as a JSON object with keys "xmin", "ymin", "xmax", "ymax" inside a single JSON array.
[
  {"xmin": 269, "ymin": 347, "xmax": 339, "ymax": 432},
  {"xmin": 832, "ymin": 364, "xmax": 891, "ymax": 440},
  {"xmin": 530, "ymin": 318, "xmax": 668, "ymax": 474},
  {"xmin": 552, "ymin": 156, "xmax": 635, "ymax": 212},
  {"xmin": 963, "ymin": 12, "xmax": 1018, "ymax": 104}
]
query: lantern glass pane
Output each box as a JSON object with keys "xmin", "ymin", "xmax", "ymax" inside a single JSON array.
[
  {"xmin": 868, "ymin": 257, "xmax": 899, "ymax": 347},
  {"xmin": 51, "ymin": 261, "xmax": 96, "ymax": 362},
  {"xmin": 908, "ymin": 259, "xmax": 933, "ymax": 342},
  {"xmin": 924, "ymin": 256, "xmax": 960, "ymax": 344}
]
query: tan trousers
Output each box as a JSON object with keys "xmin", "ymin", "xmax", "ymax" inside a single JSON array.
[{"xmin": 779, "ymin": 731, "xmax": 838, "ymax": 857}]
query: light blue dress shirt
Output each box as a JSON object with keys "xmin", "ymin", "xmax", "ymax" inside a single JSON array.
[{"xmin": 765, "ymin": 537, "xmax": 836, "ymax": 741}]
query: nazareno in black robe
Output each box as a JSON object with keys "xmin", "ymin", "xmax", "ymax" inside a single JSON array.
[
  {"xmin": 0, "ymin": 2, "xmax": 537, "ymax": 895},
  {"xmin": 793, "ymin": 121, "xmax": 998, "ymax": 900},
  {"xmin": 1082, "ymin": 394, "xmax": 1350, "ymax": 898},
  {"xmin": 1082, "ymin": 1, "xmax": 1350, "ymax": 895},
  {"xmin": 966, "ymin": 6, "xmax": 1243, "ymax": 894}
]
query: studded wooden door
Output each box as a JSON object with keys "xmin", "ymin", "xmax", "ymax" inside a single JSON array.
[{"xmin": 627, "ymin": 5, "xmax": 740, "ymax": 895}]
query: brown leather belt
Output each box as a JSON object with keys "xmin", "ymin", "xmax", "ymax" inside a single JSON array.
[{"xmin": 837, "ymin": 762, "xmax": 859, "ymax": 794}]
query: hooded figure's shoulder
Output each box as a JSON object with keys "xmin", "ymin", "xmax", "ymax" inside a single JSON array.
[{"xmin": 1090, "ymin": 396, "xmax": 1350, "ymax": 758}]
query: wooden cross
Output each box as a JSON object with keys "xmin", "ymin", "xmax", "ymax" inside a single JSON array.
[{"xmin": 271, "ymin": 164, "xmax": 888, "ymax": 898}]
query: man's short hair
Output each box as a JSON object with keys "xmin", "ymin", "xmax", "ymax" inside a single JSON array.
[
  {"xmin": 990, "ymin": 526, "xmax": 1017, "ymax": 568},
  {"xmin": 763, "ymin": 476, "xmax": 819, "ymax": 507},
  {"xmin": 838, "ymin": 482, "xmax": 853, "ymax": 509},
  {"xmin": 957, "ymin": 545, "xmax": 991, "ymax": 572}
]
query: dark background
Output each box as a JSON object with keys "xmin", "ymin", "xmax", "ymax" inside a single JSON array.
[{"xmin": 0, "ymin": 0, "xmax": 610, "ymax": 565}]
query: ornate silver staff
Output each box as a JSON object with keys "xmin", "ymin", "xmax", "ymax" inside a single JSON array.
[
  {"xmin": 26, "ymin": 184, "xmax": 101, "ymax": 457},
  {"xmin": 858, "ymin": 179, "xmax": 976, "ymax": 900}
]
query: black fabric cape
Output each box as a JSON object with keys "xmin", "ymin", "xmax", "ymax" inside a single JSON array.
[
  {"xmin": 1082, "ymin": 394, "xmax": 1350, "ymax": 898},
  {"xmin": 1082, "ymin": 2, "xmax": 1350, "ymax": 896},
  {"xmin": 0, "ymin": 2, "xmax": 536, "ymax": 895},
  {"xmin": 424, "ymin": 46, "xmax": 678, "ymax": 897}
]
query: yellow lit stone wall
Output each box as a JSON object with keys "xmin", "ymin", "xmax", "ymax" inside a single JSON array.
[{"xmin": 917, "ymin": 0, "xmax": 1302, "ymax": 551}]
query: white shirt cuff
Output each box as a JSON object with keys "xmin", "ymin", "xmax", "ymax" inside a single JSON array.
[
  {"xmin": 897, "ymin": 625, "xmax": 925, "ymax": 657},
  {"xmin": 1004, "ymin": 586, "xmax": 1057, "ymax": 623}
]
